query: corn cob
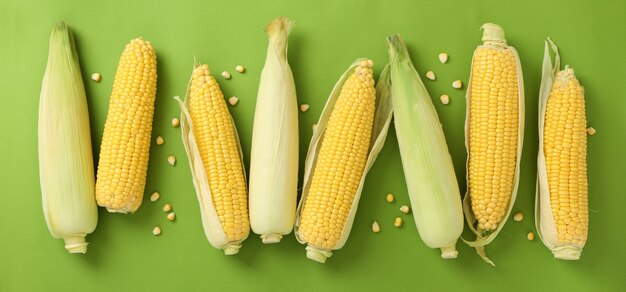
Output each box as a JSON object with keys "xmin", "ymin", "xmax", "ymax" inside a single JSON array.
[
  {"xmin": 39, "ymin": 22, "xmax": 98, "ymax": 253},
  {"xmin": 386, "ymin": 34, "xmax": 463, "ymax": 259},
  {"xmin": 95, "ymin": 37, "xmax": 157, "ymax": 213},
  {"xmin": 176, "ymin": 64, "xmax": 250, "ymax": 255},
  {"xmin": 294, "ymin": 59, "xmax": 393, "ymax": 263},
  {"xmin": 248, "ymin": 17, "xmax": 299, "ymax": 244},
  {"xmin": 462, "ymin": 23, "xmax": 524, "ymax": 266},
  {"xmin": 536, "ymin": 38, "xmax": 588, "ymax": 260}
]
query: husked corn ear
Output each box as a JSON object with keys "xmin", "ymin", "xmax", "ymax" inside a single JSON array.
[
  {"xmin": 96, "ymin": 37, "xmax": 157, "ymax": 213},
  {"xmin": 297, "ymin": 60, "xmax": 376, "ymax": 262}
]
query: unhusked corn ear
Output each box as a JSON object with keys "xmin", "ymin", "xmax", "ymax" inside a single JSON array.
[
  {"xmin": 295, "ymin": 59, "xmax": 393, "ymax": 263},
  {"xmin": 175, "ymin": 64, "xmax": 250, "ymax": 255},
  {"xmin": 96, "ymin": 37, "xmax": 157, "ymax": 213},
  {"xmin": 536, "ymin": 38, "xmax": 588, "ymax": 260},
  {"xmin": 462, "ymin": 23, "xmax": 524, "ymax": 266}
]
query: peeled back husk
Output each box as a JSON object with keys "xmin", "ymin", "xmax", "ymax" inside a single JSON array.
[
  {"xmin": 38, "ymin": 21, "xmax": 98, "ymax": 254},
  {"xmin": 386, "ymin": 34, "xmax": 464, "ymax": 259},
  {"xmin": 293, "ymin": 59, "xmax": 393, "ymax": 262},
  {"xmin": 248, "ymin": 17, "xmax": 299, "ymax": 244}
]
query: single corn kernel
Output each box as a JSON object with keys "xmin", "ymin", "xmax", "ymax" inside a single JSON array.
[
  {"xmin": 587, "ymin": 127, "xmax": 596, "ymax": 136},
  {"xmin": 150, "ymin": 192, "xmax": 160, "ymax": 202},
  {"xmin": 440, "ymin": 94, "xmax": 450, "ymax": 105},
  {"xmin": 425, "ymin": 71, "xmax": 436, "ymax": 80},
  {"xmin": 312, "ymin": 124, "xmax": 317, "ymax": 131},
  {"xmin": 235, "ymin": 65, "xmax": 245, "ymax": 73},
  {"xmin": 167, "ymin": 155, "xmax": 176, "ymax": 166},
  {"xmin": 155, "ymin": 136, "xmax": 164, "ymax": 145},
  {"xmin": 513, "ymin": 211, "xmax": 524, "ymax": 222},
  {"xmin": 527, "ymin": 232, "xmax": 535, "ymax": 241},
  {"xmin": 452, "ymin": 80, "xmax": 463, "ymax": 89},
  {"xmin": 400, "ymin": 205, "xmax": 410, "ymax": 214},
  {"xmin": 300, "ymin": 104, "xmax": 310, "ymax": 112},
  {"xmin": 228, "ymin": 96, "xmax": 239, "ymax": 106},
  {"xmin": 221, "ymin": 71, "xmax": 231, "ymax": 79},
  {"xmin": 394, "ymin": 217, "xmax": 403, "ymax": 227},
  {"xmin": 439, "ymin": 53, "xmax": 449, "ymax": 64},
  {"xmin": 171, "ymin": 118, "xmax": 180, "ymax": 128},
  {"xmin": 386, "ymin": 193, "xmax": 395, "ymax": 203},
  {"xmin": 372, "ymin": 221, "xmax": 381, "ymax": 233},
  {"xmin": 152, "ymin": 226, "xmax": 161, "ymax": 236},
  {"xmin": 167, "ymin": 212, "xmax": 176, "ymax": 221},
  {"xmin": 162, "ymin": 203, "xmax": 172, "ymax": 212},
  {"xmin": 91, "ymin": 73, "xmax": 101, "ymax": 82}
]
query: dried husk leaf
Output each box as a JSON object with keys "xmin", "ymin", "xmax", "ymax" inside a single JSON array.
[
  {"xmin": 294, "ymin": 59, "xmax": 393, "ymax": 260},
  {"xmin": 462, "ymin": 24, "xmax": 525, "ymax": 266},
  {"xmin": 175, "ymin": 64, "xmax": 249, "ymax": 255}
]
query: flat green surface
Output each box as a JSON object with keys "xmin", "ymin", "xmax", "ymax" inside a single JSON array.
[{"xmin": 1, "ymin": 0, "xmax": 625, "ymax": 291}]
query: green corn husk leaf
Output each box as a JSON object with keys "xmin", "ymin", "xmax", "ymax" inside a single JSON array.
[
  {"xmin": 294, "ymin": 59, "xmax": 393, "ymax": 262},
  {"xmin": 386, "ymin": 34, "xmax": 464, "ymax": 259},
  {"xmin": 38, "ymin": 21, "xmax": 98, "ymax": 254}
]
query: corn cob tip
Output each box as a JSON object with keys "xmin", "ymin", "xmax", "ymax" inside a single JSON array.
[
  {"xmin": 481, "ymin": 23, "xmax": 506, "ymax": 44},
  {"xmin": 440, "ymin": 245, "xmax": 459, "ymax": 259},
  {"xmin": 552, "ymin": 246, "xmax": 582, "ymax": 260},
  {"xmin": 223, "ymin": 244, "xmax": 242, "ymax": 255},
  {"xmin": 261, "ymin": 234, "xmax": 283, "ymax": 244},
  {"xmin": 266, "ymin": 16, "xmax": 294, "ymax": 36},
  {"xmin": 305, "ymin": 246, "xmax": 332, "ymax": 263},
  {"xmin": 64, "ymin": 236, "xmax": 88, "ymax": 254}
]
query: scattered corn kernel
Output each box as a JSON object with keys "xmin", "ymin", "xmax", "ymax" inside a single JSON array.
[
  {"xmin": 155, "ymin": 135, "xmax": 164, "ymax": 145},
  {"xmin": 150, "ymin": 192, "xmax": 160, "ymax": 202},
  {"xmin": 372, "ymin": 221, "xmax": 380, "ymax": 233},
  {"xmin": 439, "ymin": 53, "xmax": 449, "ymax": 64},
  {"xmin": 452, "ymin": 80, "xmax": 463, "ymax": 89},
  {"xmin": 162, "ymin": 203, "xmax": 172, "ymax": 212},
  {"xmin": 527, "ymin": 232, "xmax": 535, "ymax": 241},
  {"xmin": 400, "ymin": 205, "xmax": 410, "ymax": 214},
  {"xmin": 228, "ymin": 96, "xmax": 239, "ymax": 106},
  {"xmin": 425, "ymin": 71, "xmax": 436, "ymax": 81},
  {"xmin": 167, "ymin": 212, "xmax": 176, "ymax": 221},
  {"xmin": 235, "ymin": 65, "xmax": 245, "ymax": 73},
  {"xmin": 167, "ymin": 155, "xmax": 176, "ymax": 166},
  {"xmin": 172, "ymin": 118, "xmax": 180, "ymax": 128},
  {"xmin": 221, "ymin": 71, "xmax": 231, "ymax": 79},
  {"xmin": 587, "ymin": 127, "xmax": 596, "ymax": 136},
  {"xmin": 513, "ymin": 211, "xmax": 524, "ymax": 222},
  {"xmin": 394, "ymin": 217, "xmax": 403, "ymax": 227},
  {"xmin": 386, "ymin": 193, "xmax": 395, "ymax": 203},
  {"xmin": 152, "ymin": 226, "xmax": 161, "ymax": 236},
  {"xmin": 440, "ymin": 94, "xmax": 450, "ymax": 105},
  {"xmin": 91, "ymin": 73, "xmax": 101, "ymax": 82},
  {"xmin": 300, "ymin": 104, "xmax": 310, "ymax": 112}
]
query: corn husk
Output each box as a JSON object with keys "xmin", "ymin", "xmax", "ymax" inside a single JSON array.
[
  {"xmin": 535, "ymin": 38, "xmax": 587, "ymax": 260},
  {"xmin": 462, "ymin": 23, "xmax": 525, "ymax": 266},
  {"xmin": 38, "ymin": 22, "xmax": 98, "ymax": 254},
  {"xmin": 174, "ymin": 65, "xmax": 249, "ymax": 255},
  {"xmin": 386, "ymin": 34, "xmax": 464, "ymax": 259},
  {"xmin": 293, "ymin": 59, "xmax": 393, "ymax": 262},
  {"xmin": 248, "ymin": 17, "xmax": 299, "ymax": 244}
]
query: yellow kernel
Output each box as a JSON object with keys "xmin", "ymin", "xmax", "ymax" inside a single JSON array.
[
  {"xmin": 400, "ymin": 205, "xmax": 410, "ymax": 214},
  {"xmin": 439, "ymin": 52, "xmax": 449, "ymax": 64},
  {"xmin": 235, "ymin": 65, "xmax": 245, "ymax": 73},
  {"xmin": 425, "ymin": 71, "xmax": 436, "ymax": 80},
  {"xmin": 513, "ymin": 211, "xmax": 524, "ymax": 222},
  {"xmin": 167, "ymin": 155, "xmax": 176, "ymax": 166},
  {"xmin": 162, "ymin": 203, "xmax": 172, "ymax": 212},
  {"xmin": 452, "ymin": 80, "xmax": 463, "ymax": 89},
  {"xmin": 587, "ymin": 127, "xmax": 596, "ymax": 136},
  {"xmin": 152, "ymin": 226, "xmax": 162, "ymax": 236},
  {"xmin": 228, "ymin": 96, "xmax": 239, "ymax": 106},
  {"xmin": 171, "ymin": 118, "xmax": 180, "ymax": 128},
  {"xmin": 91, "ymin": 73, "xmax": 101, "ymax": 82},
  {"xmin": 167, "ymin": 212, "xmax": 176, "ymax": 221},
  {"xmin": 221, "ymin": 71, "xmax": 231, "ymax": 79},
  {"xmin": 300, "ymin": 104, "xmax": 310, "ymax": 112},
  {"xmin": 155, "ymin": 135, "xmax": 164, "ymax": 145},
  {"xmin": 394, "ymin": 217, "xmax": 403, "ymax": 227},
  {"xmin": 440, "ymin": 94, "xmax": 450, "ymax": 105},
  {"xmin": 527, "ymin": 232, "xmax": 535, "ymax": 241},
  {"xmin": 372, "ymin": 221, "xmax": 380, "ymax": 233},
  {"xmin": 386, "ymin": 193, "xmax": 395, "ymax": 203},
  {"xmin": 150, "ymin": 192, "xmax": 160, "ymax": 202}
]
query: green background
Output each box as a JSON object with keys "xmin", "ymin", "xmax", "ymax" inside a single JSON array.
[{"xmin": 1, "ymin": 0, "xmax": 625, "ymax": 291}]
